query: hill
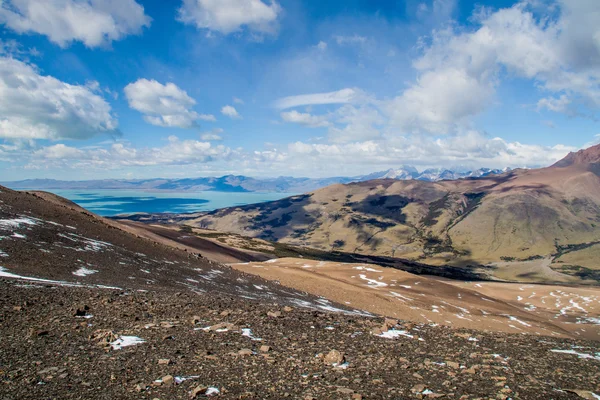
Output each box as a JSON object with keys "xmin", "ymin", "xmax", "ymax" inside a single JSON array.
[
  {"xmin": 1, "ymin": 188, "xmax": 600, "ymax": 399},
  {"xmin": 191, "ymin": 145, "xmax": 600, "ymax": 284}
]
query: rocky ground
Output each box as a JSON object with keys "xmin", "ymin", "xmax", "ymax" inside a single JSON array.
[{"xmin": 1, "ymin": 280, "xmax": 600, "ymax": 400}]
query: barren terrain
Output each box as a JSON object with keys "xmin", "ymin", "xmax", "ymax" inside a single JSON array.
[{"xmin": 231, "ymin": 258, "xmax": 600, "ymax": 341}]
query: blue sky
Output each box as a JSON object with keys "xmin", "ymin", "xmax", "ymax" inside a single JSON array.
[{"xmin": 0, "ymin": 0, "xmax": 598, "ymax": 180}]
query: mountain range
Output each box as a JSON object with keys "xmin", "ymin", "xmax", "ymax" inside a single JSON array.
[
  {"xmin": 2, "ymin": 166, "xmax": 511, "ymax": 193},
  {"xmin": 190, "ymin": 145, "xmax": 600, "ymax": 285}
]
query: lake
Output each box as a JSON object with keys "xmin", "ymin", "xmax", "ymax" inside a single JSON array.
[{"xmin": 43, "ymin": 189, "xmax": 297, "ymax": 217}]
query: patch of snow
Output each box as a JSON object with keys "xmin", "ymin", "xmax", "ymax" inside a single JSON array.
[
  {"xmin": 0, "ymin": 217, "xmax": 38, "ymax": 228},
  {"xmin": 358, "ymin": 274, "xmax": 388, "ymax": 288},
  {"xmin": 174, "ymin": 375, "xmax": 200, "ymax": 384},
  {"xmin": 377, "ymin": 329, "xmax": 414, "ymax": 339},
  {"xmin": 334, "ymin": 362, "xmax": 349, "ymax": 369},
  {"xmin": 325, "ymin": 326, "xmax": 335, "ymax": 330},
  {"xmin": 0, "ymin": 250, "xmax": 7, "ymax": 257},
  {"xmin": 398, "ymin": 285, "xmax": 412, "ymax": 289},
  {"xmin": 389, "ymin": 291, "xmax": 413, "ymax": 301},
  {"xmin": 206, "ymin": 387, "xmax": 220, "ymax": 396},
  {"xmin": 73, "ymin": 267, "xmax": 98, "ymax": 277},
  {"xmin": 353, "ymin": 266, "xmax": 382, "ymax": 272},
  {"xmin": 265, "ymin": 259, "xmax": 278, "ymax": 263},
  {"xmin": 110, "ymin": 336, "xmax": 145, "ymax": 350},
  {"xmin": 0, "ymin": 266, "xmax": 120, "ymax": 289},
  {"xmin": 551, "ymin": 349, "xmax": 600, "ymax": 361},
  {"xmin": 507, "ymin": 316, "xmax": 532, "ymax": 327},
  {"xmin": 12, "ymin": 233, "xmax": 25, "ymax": 238},
  {"xmin": 241, "ymin": 328, "xmax": 262, "ymax": 341}
]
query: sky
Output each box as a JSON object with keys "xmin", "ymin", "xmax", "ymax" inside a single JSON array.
[{"xmin": 0, "ymin": 0, "xmax": 599, "ymax": 180}]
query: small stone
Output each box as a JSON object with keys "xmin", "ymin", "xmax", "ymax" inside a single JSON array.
[
  {"xmin": 446, "ymin": 361, "xmax": 460, "ymax": 369},
  {"xmin": 411, "ymin": 384, "xmax": 427, "ymax": 394},
  {"xmin": 283, "ymin": 306, "xmax": 293, "ymax": 312},
  {"xmin": 383, "ymin": 318, "xmax": 398, "ymax": 329},
  {"xmin": 135, "ymin": 383, "xmax": 146, "ymax": 392},
  {"xmin": 260, "ymin": 345, "xmax": 271, "ymax": 353},
  {"xmin": 352, "ymin": 395, "xmax": 363, "ymax": 400},
  {"xmin": 190, "ymin": 386, "xmax": 208, "ymax": 399},
  {"xmin": 267, "ymin": 311, "xmax": 282, "ymax": 318},
  {"xmin": 324, "ymin": 350, "xmax": 345, "ymax": 365},
  {"xmin": 337, "ymin": 388, "xmax": 354, "ymax": 394},
  {"xmin": 238, "ymin": 349, "xmax": 253, "ymax": 356},
  {"xmin": 162, "ymin": 375, "xmax": 174, "ymax": 385},
  {"xmin": 158, "ymin": 359, "xmax": 172, "ymax": 365}
]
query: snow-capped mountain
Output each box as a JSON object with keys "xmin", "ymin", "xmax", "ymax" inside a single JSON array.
[{"xmin": 362, "ymin": 167, "xmax": 511, "ymax": 182}]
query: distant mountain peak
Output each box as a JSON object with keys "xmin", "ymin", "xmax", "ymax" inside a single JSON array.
[{"xmin": 552, "ymin": 144, "xmax": 600, "ymax": 168}]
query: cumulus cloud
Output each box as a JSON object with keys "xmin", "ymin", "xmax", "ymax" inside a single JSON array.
[
  {"xmin": 124, "ymin": 79, "xmax": 214, "ymax": 128},
  {"xmin": 0, "ymin": 0, "xmax": 151, "ymax": 48},
  {"xmin": 177, "ymin": 0, "xmax": 281, "ymax": 36},
  {"xmin": 0, "ymin": 57, "xmax": 118, "ymax": 141},
  {"xmin": 251, "ymin": 131, "xmax": 575, "ymax": 176},
  {"xmin": 31, "ymin": 136, "xmax": 234, "ymax": 168},
  {"xmin": 387, "ymin": 0, "xmax": 600, "ymax": 133},
  {"xmin": 274, "ymin": 88, "xmax": 363, "ymax": 110},
  {"xmin": 200, "ymin": 128, "xmax": 224, "ymax": 141},
  {"xmin": 221, "ymin": 105, "xmax": 241, "ymax": 119},
  {"xmin": 280, "ymin": 110, "xmax": 330, "ymax": 128}
]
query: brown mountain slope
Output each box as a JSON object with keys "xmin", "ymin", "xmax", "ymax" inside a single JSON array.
[
  {"xmin": 191, "ymin": 145, "xmax": 600, "ymax": 284},
  {"xmin": 0, "ymin": 185, "xmax": 360, "ymax": 313}
]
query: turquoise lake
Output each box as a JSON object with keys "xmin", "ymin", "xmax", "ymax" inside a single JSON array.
[{"xmin": 44, "ymin": 189, "xmax": 296, "ymax": 217}]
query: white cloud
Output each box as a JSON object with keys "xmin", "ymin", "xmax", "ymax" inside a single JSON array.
[
  {"xmin": 334, "ymin": 35, "xmax": 367, "ymax": 46},
  {"xmin": 251, "ymin": 131, "xmax": 575, "ymax": 176},
  {"xmin": 33, "ymin": 143, "xmax": 83, "ymax": 159},
  {"xmin": 233, "ymin": 97, "xmax": 244, "ymax": 104},
  {"xmin": 0, "ymin": 0, "xmax": 151, "ymax": 48},
  {"xmin": 387, "ymin": 1, "xmax": 600, "ymax": 133},
  {"xmin": 0, "ymin": 57, "xmax": 117, "ymax": 141},
  {"xmin": 31, "ymin": 136, "xmax": 234, "ymax": 168},
  {"xmin": 177, "ymin": 0, "xmax": 281, "ymax": 36},
  {"xmin": 274, "ymin": 88, "xmax": 363, "ymax": 110},
  {"xmin": 387, "ymin": 67, "xmax": 495, "ymax": 133},
  {"xmin": 316, "ymin": 41, "xmax": 327, "ymax": 51},
  {"xmin": 200, "ymin": 128, "xmax": 224, "ymax": 141},
  {"xmin": 280, "ymin": 110, "xmax": 330, "ymax": 128},
  {"xmin": 537, "ymin": 95, "xmax": 571, "ymax": 113},
  {"xmin": 124, "ymin": 79, "xmax": 214, "ymax": 128},
  {"xmin": 221, "ymin": 105, "xmax": 241, "ymax": 119},
  {"xmin": 328, "ymin": 105, "xmax": 384, "ymax": 143}
]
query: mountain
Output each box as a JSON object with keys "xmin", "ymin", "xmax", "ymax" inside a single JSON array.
[
  {"xmin": 190, "ymin": 145, "xmax": 600, "ymax": 285},
  {"xmin": 3, "ymin": 186, "xmax": 599, "ymax": 399},
  {"xmin": 360, "ymin": 165, "xmax": 419, "ymax": 181},
  {"xmin": 0, "ymin": 185, "xmax": 348, "ymax": 311},
  {"xmin": 2, "ymin": 167, "xmax": 511, "ymax": 194}
]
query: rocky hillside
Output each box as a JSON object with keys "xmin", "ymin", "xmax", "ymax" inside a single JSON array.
[
  {"xmin": 1, "ymin": 182, "xmax": 599, "ymax": 399},
  {"xmin": 191, "ymin": 145, "xmax": 600, "ymax": 284},
  {"xmin": 0, "ymin": 185, "xmax": 355, "ymax": 313}
]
